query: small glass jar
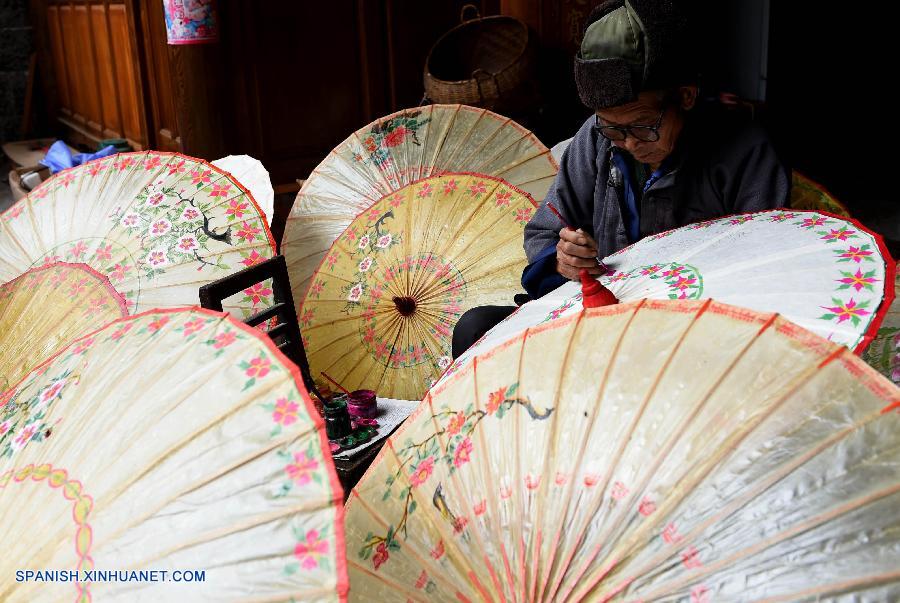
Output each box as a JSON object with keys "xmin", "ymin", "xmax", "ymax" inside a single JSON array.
[
  {"xmin": 347, "ymin": 389, "xmax": 377, "ymax": 419},
  {"xmin": 323, "ymin": 395, "xmax": 352, "ymax": 440}
]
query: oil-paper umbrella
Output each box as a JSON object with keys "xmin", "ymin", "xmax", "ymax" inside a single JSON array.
[
  {"xmin": 0, "ymin": 151, "xmax": 276, "ymax": 318},
  {"xmin": 863, "ymin": 265, "xmax": 900, "ymax": 385},
  {"xmin": 445, "ymin": 209, "xmax": 895, "ymax": 382},
  {"xmin": 345, "ymin": 300, "xmax": 900, "ymax": 602},
  {"xmin": 282, "ymin": 104, "xmax": 557, "ymax": 311},
  {"xmin": 0, "ymin": 307, "xmax": 346, "ymax": 602},
  {"xmin": 0, "ymin": 262, "xmax": 127, "ymax": 393},
  {"xmin": 299, "ymin": 173, "xmax": 537, "ymax": 400}
]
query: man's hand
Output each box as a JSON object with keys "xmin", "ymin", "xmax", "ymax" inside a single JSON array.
[{"xmin": 556, "ymin": 228, "xmax": 603, "ymax": 280}]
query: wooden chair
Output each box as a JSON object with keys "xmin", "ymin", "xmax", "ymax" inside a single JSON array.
[{"xmin": 199, "ymin": 254, "xmax": 323, "ymax": 402}]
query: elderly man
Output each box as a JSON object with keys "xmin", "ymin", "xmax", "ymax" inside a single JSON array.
[{"xmin": 452, "ymin": 0, "xmax": 790, "ymax": 358}]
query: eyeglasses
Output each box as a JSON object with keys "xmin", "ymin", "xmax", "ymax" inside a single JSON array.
[{"xmin": 594, "ymin": 106, "xmax": 667, "ymax": 142}]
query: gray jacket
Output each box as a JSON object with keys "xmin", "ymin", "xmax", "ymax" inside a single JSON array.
[{"xmin": 524, "ymin": 106, "xmax": 791, "ymax": 264}]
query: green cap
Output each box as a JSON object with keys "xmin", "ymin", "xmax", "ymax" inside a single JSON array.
[{"xmin": 581, "ymin": 3, "xmax": 645, "ymax": 81}]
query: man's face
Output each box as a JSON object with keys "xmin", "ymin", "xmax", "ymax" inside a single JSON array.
[{"xmin": 595, "ymin": 90, "xmax": 687, "ymax": 167}]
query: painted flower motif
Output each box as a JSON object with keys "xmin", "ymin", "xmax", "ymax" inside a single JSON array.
[
  {"xmin": 300, "ymin": 309, "xmax": 314, "ymax": 327},
  {"xmin": 93, "ymin": 244, "xmax": 113, "ymax": 262},
  {"xmin": 70, "ymin": 337, "xmax": 94, "ymax": 355},
  {"xmin": 525, "ymin": 474, "xmax": 541, "ymax": 490},
  {"xmin": 147, "ymin": 316, "xmax": 170, "ymax": 333},
  {"xmin": 768, "ymin": 211, "xmax": 798, "ymax": 222},
  {"xmin": 236, "ymin": 221, "xmax": 261, "ymax": 243},
  {"xmin": 168, "ymin": 159, "xmax": 187, "ymax": 175},
  {"xmin": 430, "ymin": 540, "xmax": 445, "ymax": 559},
  {"xmin": 0, "ymin": 420, "xmax": 12, "ymax": 435},
  {"xmin": 389, "ymin": 193, "xmax": 404, "ymax": 207},
  {"xmin": 209, "ymin": 182, "xmax": 232, "ymax": 198},
  {"xmin": 150, "ymin": 219, "xmax": 171, "ymax": 237},
  {"xmin": 473, "ymin": 499, "xmax": 487, "ymax": 516},
  {"xmin": 182, "ymin": 318, "xmax": 205, "ymax": 336},
  {"xmin": 584, "ymin": 473, "xmax": 601, "ymax": 487},
  {"xmin": 243, "ymin": 283, "xmax": 273, "ymax": 305},
  {"xmin": 681, "ymin": 546, "xmax": 702, "ymax": 569},
  {"xmin": 110, "ymin": 323, "xmax": 134, "ymax": 340},
  {"xmin": 409, "ymin": 456, "xmax": 435, "ymax": 487},
  {"xmin": 662, "ymin": 522, "xmax": 681, "ymax": 544},
  {"xmin": 820, "ymin": 298, "xmax": 871, "ymax": 325},
  {"xmin": 437, "ymin": 355, "xmax": 452, "ymax": 370},
  {"xmin": 39, "ymin": 379, "xmax": 68, "ymax": 405},
  {"xmin": 837, "ymin": 268, "xmax": 879, "ymax": 292},
  {"xmin": 797, "ymin": 216, "xmax": 829, "ymax": 229},
  {"xmin": 240, "ymin": 250, "xmax": 265, "ymax": 267},
  {"xmin": 671, "ymin": 276, "xmax": 697, "ymax": 291},
  {"xmin": 67, "ymin": 241, "xmax": 88, "ymax": 259},
  {"xmin": 357, "ymin": 235, "xmax": 372, "ymax": 250},
  {"xmin": 373, "ymin": 542, "xmax": 389, "ymax": 570},
  {"xmin": 213, "ymin": 330, "xmax": 237, "ymax": 349},
  {"xmin": 177, "ymin": 235, "xmax": 199, "ymax": 253},
  {"xmin": 108, "ymin": 263, "xmax": 131, "ymax": 283},
  {"xmin": 638, "ymin": 497, "xmax": 656, "ymax": 516},
  {"xmin": 729, "ymin": 215, "xmax": 754, "ymax": 225},
  {"xmin": 515, "ymin": 207, "xmax": 533, "ymax": 223},
  {"xmin": 641, "ymin": 265, "xmax": 662, "ymax": 276},
  {"xmin": 446, "ymin": 411, "xmax": 465, "ymax": 435},
  {"xmin": 285, "ymin": 450, "xmax": 319, "ymax": 485},
  {"xmin": 121, "ymin": 212, "xmax": 140, "ymax": 228},
  {"xmin": 146, "ymin": 248, "xmax": 169, "ymax": 268},
  {"xmin": 58, "ymin": 171, "xmax": 76, "ymax": 187},
  {"xmin": 68, "ymin": 277, "xmax": 89, "ymax": 297},
  {"xmin": 453, "ymin": 437, "xmax": 473, "ymax": 468},
  {"xmin": 494, "ymin": 190, "xmax": 512, "ymax": 207},
  {"xmin": 11, "ymin": 423, "xmax": 38, "ymax": 451},
  {"xmin": 376, "ymin": 234, "xmax": 393, "ymax": 248},
  {"xmin": 442, "ymin": 179, "xmax": 458, "ymax": 195},
  {"xmin": 294, "ymin": 529, "xmax": 328, "ymax": 570},
  {"xmin": 611, "ymin": 481, "xmax": 629, "ymax": 500},
  {"xmin": 452, "ymin": 516, "xmax": 469, "ymax": 534},
  {"xmin": 354, "ymin": 257, "xmax": 376, "ymax": 276},
  {"xmin": 415, "ymin": 570, "xmax": 429, "ymax": 589},
  {"xmin": 383, "ymin": 126, "xmax": 408, "ymax": 147},
  {"xmin": 486, "ymin": 386, "xmax": 507, "ymax": 414},
  {"xmin": 820, "ymin": 227, "xmax": 857, "ymax": 242},
  {"xmin": 273, "ymin": 397, "xmax": 300, "ymax": 426},
  {"xmin": 347, "ymin": 283, "xmax": 364, "ymax": 303},
  {"xmin": 245, "ymin": 355, "xmax": 272, "ymax": 378},
  {"xmin": 190, "ymin": 168, "xmax": 212, "ymax": 186},
  {"xmin": 146, "ymin": 192, "xmax": 165, "ymax": 207},
  {"xmin": 555, "ymin": 472, "xmax": 568, "ymax": 486},
  {"xmin": 181, "ymin": 207, "xmax": 200, "ymax": 221},
  {"xmin": 143, "ymin": 155, "xmax": 162, "ymax": 170},
  {"xmin": 691, "ymin": 585, "xmax": 710, "ymax": 603},
  {"xmin": 416, "ymin": 182, "xmax": 434, "ymax": 198},
  {"xmin": 468, "ymin": 181, "xmax": 487, "ymax": 196},
  {"xmin": 837, "ymin": 245, "xmax": 874, "ymax": 263},
  {"xmin": 226, "ymin": 199, "xmax": 249, "ymax": 220},
  {"xmin": 87, "ymin": 161, "xmax": 106, "ymax": 177}
]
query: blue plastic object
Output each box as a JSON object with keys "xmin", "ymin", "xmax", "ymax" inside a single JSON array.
[{"xmin": 39, "ymin": 141, "xmax": 117, "ymax": 174}]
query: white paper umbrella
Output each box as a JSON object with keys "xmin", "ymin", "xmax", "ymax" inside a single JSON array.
[
  {"xmin": 345, "ymin": 300, "xmax": 900, "ymax": 601},
  {"xmin": 282, "ymin": 104, "xmax": 558, "ymax": 313},
  {"xmin": 0, "ymin": 151, "xmax": 276, "ymax": 318},
  {"xmin": 212, "ymin": 154, "xmax": 275, "ymax": 227},
  {"xmin": 445, "ymin": 209, "xmax": 895, "ymax": 383},
  {"xmin": 0, "ymin": 308, "xmax": 347, "ymax": 601}
]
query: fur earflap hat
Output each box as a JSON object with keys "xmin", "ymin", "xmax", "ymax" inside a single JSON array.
[{"xmin": 574, "ymin": 0, "xmax": 696, "ymax": 110}]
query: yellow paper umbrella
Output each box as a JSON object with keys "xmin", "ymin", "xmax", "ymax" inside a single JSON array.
[
  {"xmin": 0, "ymin": 262, "xmax": 127, "ymax": 392},
  {"xmin": 0, "ymin": 151, "xmax": 276, "ymax": 318},
  {"xmin": 863, "ymin": 264, "xmax": 900, "ymax": 384},
  {"xmin": 300, "ymin": 173, "xmax": 537, "ymax": 400},
  {"xmin": 0, "ymin": 308, "xmax": 347, "ymax": 601},
  {"xmin": 345, "ymin": 300, "xmax": 900, "ymax": 601},
  {"xmin": 282, "ymin": 104, "xmax": 557, "ymax": 312},
  {"xmin": 790, "ymin": 171, "xmax": 852, "ymax": 217}
]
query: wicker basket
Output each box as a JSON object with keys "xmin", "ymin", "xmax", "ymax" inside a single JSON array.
[{"xmin": 423, "ymin": 5, "xmax": 536, "ymax": 111}]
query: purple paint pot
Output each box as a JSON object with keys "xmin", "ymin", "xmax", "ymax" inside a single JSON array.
[{"xmin": 347, "ymin": 389, "xmax": 377, "ymax": 419}]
